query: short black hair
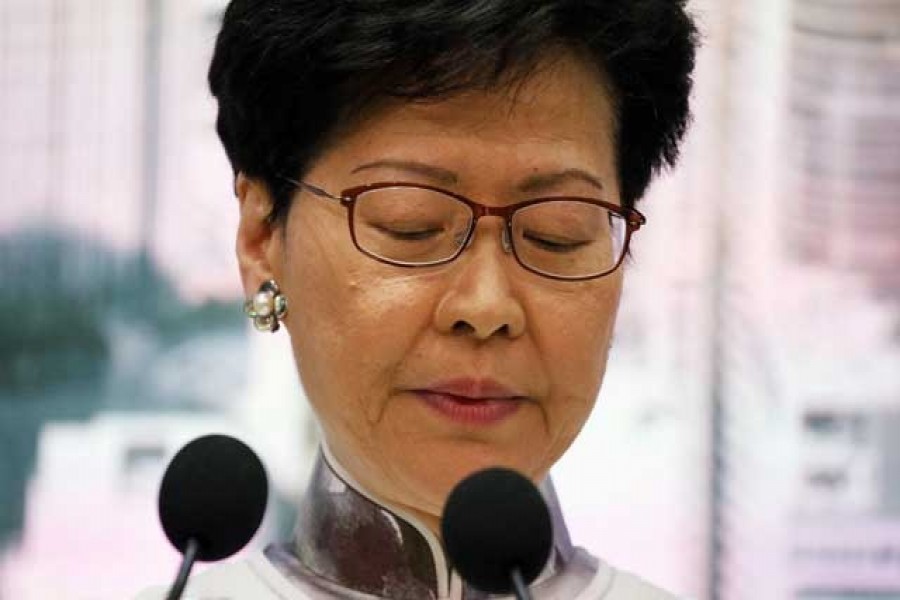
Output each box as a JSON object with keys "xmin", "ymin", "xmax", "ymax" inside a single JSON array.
[{"xmin": 209, "ymin": 0, "xmax": 698, "ymax": 222}]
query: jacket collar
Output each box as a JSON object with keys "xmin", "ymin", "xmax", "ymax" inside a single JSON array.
[{"xmin": 267, "ymin": 445, "xmax": 575, "ymax": 599}]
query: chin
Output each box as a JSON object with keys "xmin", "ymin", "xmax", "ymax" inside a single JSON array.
[{"xmin": 396, "ymin": 436, "xmax": 550, "ymax": 507}]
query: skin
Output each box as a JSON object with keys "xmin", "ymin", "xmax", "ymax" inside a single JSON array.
[{"xmin": 236, "ymin": 50, "xmax": 624, "ymax": 536}]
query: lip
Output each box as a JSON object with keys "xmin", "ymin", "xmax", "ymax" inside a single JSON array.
[
  {"xmin": 423, "ymin": 378, "xmax": 525, "ymax": 400},
  {"xmin": 413, "ymin": 378, "xmax": 526, "ymax": 426}
]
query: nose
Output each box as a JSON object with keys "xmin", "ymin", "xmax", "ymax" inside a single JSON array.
[
  {"xmin": 433, "ymin": 220, "xmax": 526, "ymax": 341},
  {"xmin": 464, "ymin": 221, "xmax": 513, "ymax": 254}
]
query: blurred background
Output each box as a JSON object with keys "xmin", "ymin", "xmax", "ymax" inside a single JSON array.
[{"xmin": 1, "ymin": 0, "xmax": 898, "ymax": 598}]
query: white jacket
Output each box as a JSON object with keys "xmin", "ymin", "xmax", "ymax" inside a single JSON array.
[{"xmin": 136, "ymin": 550, "xmax": 679, "ymax": 599}]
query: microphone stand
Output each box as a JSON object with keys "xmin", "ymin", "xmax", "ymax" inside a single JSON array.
[
  {"xmin": 166, "ymin": 538, "xmax": 200, "ymax": 600},
  {"xmin": 511, "ymin": 567, "xmax": 534, "ymax": 600}
]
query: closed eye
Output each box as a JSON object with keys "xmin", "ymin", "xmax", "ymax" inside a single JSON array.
[
  {"xmin": 522, "ymin": 231, "xmax": 590, "ymax": 253},
  {"xmin": 374, "ymin": 224, "xmax": 444, "ymax": 241}
]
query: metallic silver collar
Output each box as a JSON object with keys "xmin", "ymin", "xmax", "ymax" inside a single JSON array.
[{"xmin": 265, "ymin": 448, "xmax": 596, "ymax": 599}]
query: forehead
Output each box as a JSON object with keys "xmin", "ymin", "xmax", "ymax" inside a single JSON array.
[{"xmin": 317, "ymin": 50, "xmax": 618, "ymax": 188}]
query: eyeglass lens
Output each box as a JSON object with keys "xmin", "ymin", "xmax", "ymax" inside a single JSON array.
[{"xmin": 351, "ymin": 186, "xmax": 628, "ymax": 278}]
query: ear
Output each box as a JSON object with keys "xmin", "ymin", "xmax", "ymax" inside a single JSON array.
[{"xmin": 235, "ymin": 173, "xmax": 283, "ymax": 297}]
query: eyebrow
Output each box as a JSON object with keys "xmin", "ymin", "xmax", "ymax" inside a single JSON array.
[
  {"xmin": 350, "ymin": 159, "xmax": 604, "ymax": 194},
  {"xmin": 351, "ymin": 159, "xmax": 459, "ymax": 186},
  {"xmin": 517, "ymin": 169, "xmax": 605, "ymax": 194}
]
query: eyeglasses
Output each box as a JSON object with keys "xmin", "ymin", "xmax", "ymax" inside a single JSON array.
[{"xmin": 281, "ymin": 178, "xmax": 646, "ymax": 281}]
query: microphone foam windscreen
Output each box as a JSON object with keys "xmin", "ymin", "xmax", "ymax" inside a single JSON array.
[
  {"xmin": 441, "ymin": 467, "xmax": 552, "ymax": 594},
  {"xmin": 158, "ymin": 434, "xmax": 268, "ymax": 562}
]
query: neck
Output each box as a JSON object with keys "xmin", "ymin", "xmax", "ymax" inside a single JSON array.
[{"xmin": 321, "ymin": 440, "xmax": 445, "ymax": 539}]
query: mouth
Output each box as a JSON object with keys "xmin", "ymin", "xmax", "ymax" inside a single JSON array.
[{"xmin": 413, "ymin": 378, "xmax": 526, "ymax": 426}]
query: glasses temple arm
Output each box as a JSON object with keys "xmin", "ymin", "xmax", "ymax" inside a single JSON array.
[{"xmin": 280, "ymin": 176, "xmax": 345, "ymax": 205}]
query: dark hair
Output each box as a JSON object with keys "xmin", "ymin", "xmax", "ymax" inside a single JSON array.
[{"xmin": 209, "ymin": 0, "xmax": 698, "ymax": 222}]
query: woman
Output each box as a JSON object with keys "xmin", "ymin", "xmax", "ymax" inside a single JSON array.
[{"xmin": 142, "ymin": 1, "xmax": 697, "ymax": 598}]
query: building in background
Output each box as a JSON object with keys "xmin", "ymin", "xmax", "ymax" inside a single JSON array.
[
  {"xmin": 0, "ymin": 0, "xmax": 235, "ymax": 298},
  {"xmin": 713, "ymin": 0, "xmax": 900, "ymax": 599},
  {"xmin": 787, "ymin": 0, "xmax": 900, "ymax": 303},
  {"xmin": 784, "ymin": 1, "xmax": 900, "ymax": 598},
  {"xmin": 0, "ymin": 1, "xmax": 310, "ymax": 597}
]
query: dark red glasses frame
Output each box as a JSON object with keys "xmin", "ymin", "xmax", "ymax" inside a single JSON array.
[{"xmin": 282, "ymin": 177, "xmax": 646, "ymax": 281}]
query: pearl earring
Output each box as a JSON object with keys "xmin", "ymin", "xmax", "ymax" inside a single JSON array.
[{"xmin": 244, "ymin": 279, "xmax": 288, "ymax": 333}]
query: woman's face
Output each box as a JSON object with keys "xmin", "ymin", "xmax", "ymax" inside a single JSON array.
[{"xmin": 237, "ymin": 51, "xmax": 623, "ymax": 531}]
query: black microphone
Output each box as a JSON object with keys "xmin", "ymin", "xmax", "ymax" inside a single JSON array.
[
  {"xmin": 158, "ymin": 434, "xmax": 268, "ymax": 600},
  {"xmin": 441, "ymin": 468, "xmax": 553, "ymax": 600}
]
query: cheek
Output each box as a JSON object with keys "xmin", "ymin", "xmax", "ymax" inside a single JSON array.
[
  {"xmin": 535, "ymin": 281, "xmax": 621, "ymax": 413},
  {"xmin": 282, "ymin": 231, "xmax": 437, "ymax": 425},
  {"xmin": 543, "ymin": 282, "xmax": 619, "ymax": 347}
]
